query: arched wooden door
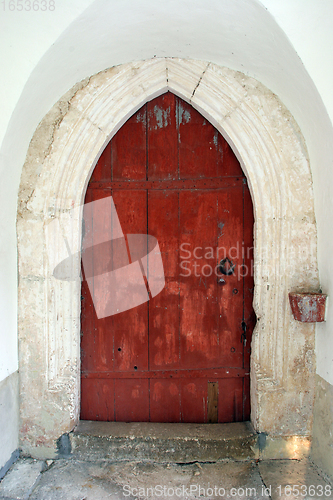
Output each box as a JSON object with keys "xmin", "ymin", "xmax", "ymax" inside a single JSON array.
[{"xmin": 80, "ymin": 92, "xmax": 255, "ymax": 423}]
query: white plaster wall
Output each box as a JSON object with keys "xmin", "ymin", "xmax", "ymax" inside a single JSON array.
[
  {"xmin": 0, "ymin": 0, "xmax": 333, "ymax": 386},
  {"xmin": 262, "ymin": 0, "xmax": 333, "ymax": 122},
  {"xmin": 0, "ymin": 0, "xmax": 95, "ymax": 146},
  {"xmin": 261, "ymin": 0, "xmax": 333, "ymax": 386},
  {"xmin": 0, "ymin": 0, "xmax": 95, "ymax": 382}
]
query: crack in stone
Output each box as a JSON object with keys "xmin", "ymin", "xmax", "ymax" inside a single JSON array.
[
  {"xmin": 256, "ymin": 461, "xmax": 273, "ymax": 500},
  {"xmin": 190, "ymin": 62, "xmax": 211, "ymax": 100}
]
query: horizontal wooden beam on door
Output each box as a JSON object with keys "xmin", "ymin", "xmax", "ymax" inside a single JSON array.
[
  {"xmin": 82, "ymin": 368, "xmax": 249, "ymax": 379},
  {"xmin": 87, "ymin": 177, "xmax": 244, "ymax": 191}
]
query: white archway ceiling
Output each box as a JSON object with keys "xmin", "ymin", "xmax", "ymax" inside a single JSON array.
[{"xmin": 1, "ymin": 0, "xmax": 328, "ymax": 151}]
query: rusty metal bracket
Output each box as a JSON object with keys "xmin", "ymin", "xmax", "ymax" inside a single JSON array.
[{"xmin": 289, "ymin": 292, "xmax": 327, "ymax": 322}]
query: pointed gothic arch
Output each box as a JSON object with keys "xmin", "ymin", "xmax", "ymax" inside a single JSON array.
[{"xmin": 17, "ymin": 58, "xmax": 318, "ymax": 457}]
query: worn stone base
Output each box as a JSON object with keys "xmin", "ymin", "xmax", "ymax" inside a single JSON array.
[
  {"xmin": 70, "ymin": 421, "xmax": 258, "ymax": 463},
  {"xmin": 67, "ymin": 421, "xmax": 312, "ymax": 464},
  {"xmin": 312, "ymin": 374, "xmax": 333, "ymax": 479},
  {"xmin": 0, "ymin": 371, "xmax": 19, "ymax": 475}
]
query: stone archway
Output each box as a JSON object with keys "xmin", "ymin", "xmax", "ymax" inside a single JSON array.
[{"xmin": 17, "ymin": 58, "xmax": 319, "ymax": 458}]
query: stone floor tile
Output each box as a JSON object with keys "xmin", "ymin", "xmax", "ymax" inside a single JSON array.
[
  {"xmin": 0, "ymin": 458, "xmax": 44, "ymax": 500},
  {"xmin": 2, "ymin": 457, "xmax": 332, "ymax": 500},
  {"xmin": 259, "ymin": 459, "xmax": 333, "ymax": 500},
  {"xmin": 30, "ymin": 459, "xmax": 268, "ymax": 500},
  {"xmin": 29, "ymin": 460, "xmax": 132, "ymax": 500},
  {"xmin": 109, "ymin": 460, "xmax": 267, "ymax": 499}
]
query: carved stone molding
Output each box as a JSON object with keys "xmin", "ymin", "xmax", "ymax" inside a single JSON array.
[{"xmin": 17, "ymin": 58, "xmax": 319, "ymax": 457}]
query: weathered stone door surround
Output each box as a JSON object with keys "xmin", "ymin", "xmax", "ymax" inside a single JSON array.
[{"xmin": 17, "ymin": 58, "xmax": 319, "ymax": 458}]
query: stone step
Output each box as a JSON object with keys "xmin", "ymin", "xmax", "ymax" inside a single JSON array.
[{"xmin": 69, "ymin": 421, "xmax": 259, "ymax": 463}]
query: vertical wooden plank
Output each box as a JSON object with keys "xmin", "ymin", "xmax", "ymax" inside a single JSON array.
[
  {"xmin": 80, "ymin": 278, "xmax": 96, "ymax": 373},
  {"xmin": 89, "ymin": 141, "xmax": 111, "ymax": 182},
  {"xmin": 207, "ymin": 382, "xmax": 219, "ymax": 423},
  {"xmin": 90, "ymin": 188, "xmax": 114, "ymax": 374},
  {"xmin": 150, "ymin": 379, "xmax": 181, "ymax": 422},
  {"xmin": 110, "ymin": 98, "xmax": 148, "ymax": 379},
  {"xmin": 217, "ymin": 378, "xmax": 243, "ymax": 423},
  {"xmin": 111, "ymin": 189, "xmax": 149, "ymax": 373},
  {"xmin": 243, "ymin": 376, "xmax": 251, "ymax": 421},
  {"xmin": 148, "ymin": 189, "xmax": 180, "ymax": 370},
  {"xmin": 217, "ymin": 186, "xmax": 244, "ymax": 368},
  {"xmin": 81, "ymin": 188, "xmax": 96, "ymax": 374},
  {"xmin": 242, "ymin": 184, "xmax": 255, "ymax": 418},
  {"xmin": 81, "ymin": 188, "xmax": 115, "ymax": 376},
  {"xmin": 147, "ymin": 92, "xmax": 178, "ymax": 180},
  {"xmin": 179, "ymin": 190, "xmax": 219, "ymax": 370},
  {"xmin": 233, "ymin": 380, "xmax": 244, "ymax": 422},
  {"xmin": 243, "ymin": 184, "xmax": 255, "ymax": 371},
  {"xmin": 111, "ymin": 107, "xmax": 147, "ymax": 180},
  {"xmin": 217, "ymin": 136, "xmax": 244, "ymax": 177},
  {"xmin": 178, "ymin": 97, "xmax": 218, "ymax": 179},
  {"xmin": 180, "ymin": 379, "xmax": 207, "ymax": 423},
  {"xmin": 114, "ymin": 380, "xmax": 149, "ymax": 422},
  {"xmin": 80, "ymin": 379, "xmax": 115, "ymax": 421}
]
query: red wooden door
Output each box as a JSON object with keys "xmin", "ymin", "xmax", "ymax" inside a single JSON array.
[{"xmin": 80, "ymin": 92, "xmax": 255, "ymax": 423}]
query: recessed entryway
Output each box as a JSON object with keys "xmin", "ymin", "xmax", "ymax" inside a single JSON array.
[
  {"xmin": 17, "ymin": 58, "xmax": 318, "ymax": 458},
  {"xmin": 80, "ymin": 92, "xmax": 255, "ymax": 424}
]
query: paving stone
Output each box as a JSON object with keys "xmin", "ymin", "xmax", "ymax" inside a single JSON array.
[
  {"xmin": 2, "ymin": 457, "xmax": 332, "ymax": 500},
  {"xmin": 108, "ymin": 460, "xmax": 267, "ymax": 499},
  {"xmin": 0, "ymin": 458, "xmax": 44, "ymax": 500},
  {"xmin": 29, "ymin": 459, "xmax": 268, "ymax": 500},
  {"xmin": 259, "ymin": 459, "xmax": 333, "ymax": 500},
  {"xmin": 29, "ymin": 460, "xmax": 132, "ymax": 500}
]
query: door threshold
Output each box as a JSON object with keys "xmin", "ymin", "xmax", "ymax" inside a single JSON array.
[{"xmin": 70, "ymin": 420, "xmax": 258, "ymax": 463}]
